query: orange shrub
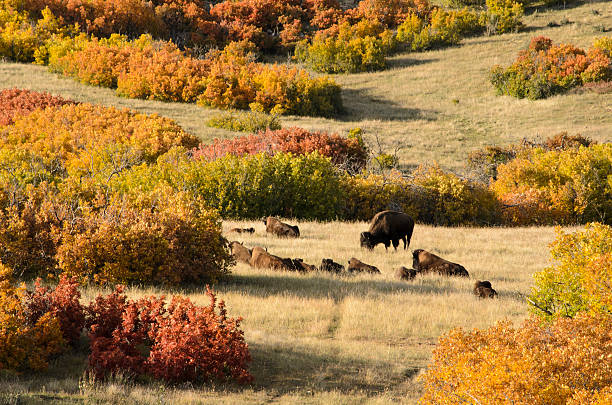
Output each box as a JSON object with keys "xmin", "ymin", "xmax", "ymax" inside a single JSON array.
[
  {"xmin": 420, "ymin": 312, "xmax": 612, "ymax": 404},
  {"xmin": 346, "ymin": 0, "xmax": 432, "ymax": 28},
  {"xmin": 0, "ymin": 88, "xmax": 76, "ymax": 126},
  {"xmin": 193, "ymin": 127, "xmax": 368, "ymax": 171},
  {"xmin": 491, "ymin": 36, "xmax": 612, "ymax": 99}
]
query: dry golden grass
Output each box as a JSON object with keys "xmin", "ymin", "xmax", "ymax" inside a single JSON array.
[
  {"xmin": 1, "ymin": 2, "xmax": 610, "ymax": 173},
  {"xmin": 0, "ymin": 220, "xmax": 572, "ymax": 404}
]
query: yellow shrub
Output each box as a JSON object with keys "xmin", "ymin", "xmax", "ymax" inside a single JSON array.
[{"xmin": 420, "ymin": 312, "xmax": 612, "ymax": 404}]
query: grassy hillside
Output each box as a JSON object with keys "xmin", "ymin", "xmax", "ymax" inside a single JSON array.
[
  {"xmin": 1, "ymin": 2, "xmax": 610, "ymax": 173},
  {"xmin": 0, "ymin": 221, "xmax": 565, "ymax": 404}
]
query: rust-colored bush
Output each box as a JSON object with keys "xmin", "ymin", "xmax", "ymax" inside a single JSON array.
[
  {"xmin": 193, "ymin": 127, "xmax": 368, "ymax": 171},
  {"xmin": 0, "ymin": 88, "xmax": 76, "ymax": 126}
]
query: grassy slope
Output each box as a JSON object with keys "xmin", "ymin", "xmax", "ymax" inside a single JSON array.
[
  {"xmin": 0, "ymin": 1, "xmax": 610, "ymax": 404},
  {"xmin": 0, "ymin": 222, "xmax": 566, "ymax": 404},
  {"xmin": 1, "ymin": 3, "xmax": 611, "ymax": 173}
]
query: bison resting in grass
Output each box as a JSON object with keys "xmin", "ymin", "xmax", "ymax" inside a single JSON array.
[
  {"xmin": 230, "ymin": 241, "xmax": 252, "ymax": 264},
  {"xmin": 320, "ymin": 258, "xmax": 345, "ymax": 274},
  {"xmin": 348, "ymin": 258, "xmax": 380, "ymax": 274},
  {"xmin": 360, "ymin": 210, "xmax": 414, "ymax": 251},
  {"xmin": 265, "ymin": 217, "xmax": 300, "ymax": 238},
  {"xmin": 412, "ymin": 249, "xmax": 469, "ymax": 277},
  {"xmin": 249, "ymin": 247, "xmax": 315, "ymax": 272},
  {"xmin": 395, "ymin": 266, "xmax": 417, "ymax": 281},
  {"xmin": 473, "ymin": 280, "xmax": 498, "ymax": 298},
  {"xmin": 230, "ymin": 227, "xmax": 255, "ymax": 234}
]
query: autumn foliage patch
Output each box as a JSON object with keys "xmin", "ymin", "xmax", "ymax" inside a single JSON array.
[
  {"xmin": 491, "ymin": 36, "xmax": 612, "ymax": 99},
  {"xmin": 0, "ymin": 88, "xmax": 76, "ymax": 126}
]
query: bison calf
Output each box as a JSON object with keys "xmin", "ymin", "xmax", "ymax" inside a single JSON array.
[
  {"xmin": 319, "ymin": 258, "xmax": 345, "ymax": 274},
  {"xmin": 360, "ymin": 210, "xmax": 414, "ymax": 251},
  {"xmin": 230, "ymin": 241, "xmax": 252, "ymax": 264},
  {"xmin": 265, "ymin": 217, "xmax": 300, "ymax": 238},
  {"xmin": 473, "ymin": 280, "xmax": 498, "ymax": 298},
  {"xmin": 348, "ymin": 258, "xmax": 380, "ymax": 274},
  {"xmin": 229, "ymin": 227, "xmax": 255, "ymax": 234},
  {"xmin": 412, "ymin": 249, "xmax": 469, "ymax": 277},
  {"xmin": 395, "ymin": 266, "xmax": 417, "ymax": 281}
]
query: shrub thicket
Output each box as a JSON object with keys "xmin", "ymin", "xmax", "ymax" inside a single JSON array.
[
  {"xmin": 0, "ymin": 88, "xmax": 76, "ymax": 126},
  {"xmin": 193, "ymin": 127, "xmax": 368, "ymax": 171},
  {"xmin": 491, "ymin": 36, "xmax": 612, "ymax": 99},
  {"xmin": 492, "ymin": 143, "xmax": 612, "ymax": 225}
]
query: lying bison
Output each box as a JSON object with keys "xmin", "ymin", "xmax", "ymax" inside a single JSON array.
[
  {"xmin": 348, "ymin": 258, "xmax": 380, "ymax": 274},
  {"xmin": 412, "ymin": 249, "xmax": 469, "ymax": 277},
  {"xmin": 360, "ymin": 210, "xmax": 414, "ymax": 251},
  {"xmin": 229, "ymin": 227, "xmax": 255, "ymax": 234},
  {"xmin": 265, "ymin": 217, "xmax": 300, "ymax": 238},
  {"xmin": 473, "ymin": 280, "xmax": 498, "ymax": 298},
  {"xmin": 230, "ymin": 241, "xmax": 252, "ymax": 264},
  {"xmin": 249, "ymin": 247, "xmax": 314, "ymax": 272},
  {"xmin": 395, "ymin": 266, "xmax": 417, "ymax": 281},
  {"xmin": 320, "ymin": 258, "xmax": 345, "ymax": 274}
]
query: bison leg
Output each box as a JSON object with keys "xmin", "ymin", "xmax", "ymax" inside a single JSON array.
[
  {"xmin": 402, "ymin": 236, "xmax": 407, "ymax": 250},
  {"xmin": 392, "ymin": 239, "xmax": 399, "ymax": 250}
]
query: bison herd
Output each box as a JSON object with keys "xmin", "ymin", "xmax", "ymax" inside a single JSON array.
[{"xmin": 229, "ymin": 213, "xmax": 497, "ymax": 299}]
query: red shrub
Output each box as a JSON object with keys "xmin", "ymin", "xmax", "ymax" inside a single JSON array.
[
  {"xmin": 24, "ymin": 275, "xmax": 85, "ymax": 347},
  {"xmin": 346, "ymin": 0, "xmax": 432, "ymax": 28},
  {"xmin": 193, "ymin": 127, "xmax": 368, "ymax": 171},
  {"xmin": 0, "ymin": 89, "xmax": 76, "ymax": 126},
  {"xmin": 86, "ymin": 287, "xmax": 253, "ymax": 384}
]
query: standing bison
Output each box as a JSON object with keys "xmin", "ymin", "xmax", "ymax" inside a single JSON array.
[
  {"xmin": 412, "ymin": 249, "xmax": 469, "ymax": 277},
  {"xmin": 265, "ymin": 217, "xmax": 300, "ymax": 238},
  {"xmin": 360, "ymin": 210, "xmax": 415, "ymax": 251}
]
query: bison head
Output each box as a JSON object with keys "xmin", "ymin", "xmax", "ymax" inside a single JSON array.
[
  {"xmin": 360, "ymin": 232, "xmax": 376, "ymax": 250},
  {"xmin": 412, "ymin": 249, "xmax": 424, "ymax": 269}
]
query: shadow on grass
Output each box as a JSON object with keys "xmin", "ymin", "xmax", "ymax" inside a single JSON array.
[
  {"xmin": 339, "ymin": 88, "xmax": 438, "ymax": 122},
  {"xmin": 214, "ymin": 272, "xmax": 461, "ymax": 302},
  {"xmin": 248, "ymin": 341, "xmax": 418, "ymax": 394},
  {"xmin": 386, "ymin": 57, "xmax": 437, "ymax": 69}
]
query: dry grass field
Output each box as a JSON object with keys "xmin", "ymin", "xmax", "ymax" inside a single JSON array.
[
  {"xmin": 1, "ymin": 2, "xmax": 611, "ymax": 172},
  {"xmin": 0, "ymin": 221, "xmax": 572, "ymax": 404},
  {"xmin": 0, "ymin": 1, "xmax": 610, "ymax": 403}
]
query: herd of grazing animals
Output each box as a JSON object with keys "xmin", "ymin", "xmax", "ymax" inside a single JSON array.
[{"xmin": 230, "ymin": 211, "xmax": 497, "ymax": 298}]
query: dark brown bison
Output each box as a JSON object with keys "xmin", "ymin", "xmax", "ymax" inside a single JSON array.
[
  {"xmin": 265, "ymin": 217, "xmax": 300, "ymax": 238},
  {"xmin": 319, "ymin": 258, "xmax": 345, "ymax": 274},
  {"xmin": 230, "ymin": 241, "xmax": 252, "ymax": 264},
  {"xmin": 291, "ymin": 259, "xmax": 317, "ymax": 272},
  {"xmin": 412, "ymin": 249, "xmax": 469, "ymax": 277},
  {"xmin": 360, "ymin": 210, "xmax": 414, "ymax": 251},
  {"xmin": 229, "ymin": 227, "xmax": 255, "ymax": 234},
  {"xmin": 395, "ymin": 266, "xmax": 417, "ymax": 281},
  {"xmin": 347, "ymin": 258, "xmax": 380, "ymax": 274},
  {"xmin": 473, "ymin": 280, "xmax": 498, "ymax": 298}
]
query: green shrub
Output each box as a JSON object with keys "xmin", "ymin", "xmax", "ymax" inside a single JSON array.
[
  {"xmin": 206, "ymin": 110, "xmax": 281, "ymax": 133},
  {"xmin": 529, "ymin": 223, "xmax": 612, "ymax": 320}
]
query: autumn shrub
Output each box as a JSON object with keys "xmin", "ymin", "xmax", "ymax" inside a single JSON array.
[
  {"xmin": 193, "ymin": 127, "xmax": 368, "ymax": 172},
  {"xmin": 56, "ymin": 189, "xmax": 233, "ymax": 286},
  {"xmin": 346, "ymin": 0, "xmax": 432, "ymax": 28},
  {"xmin": 492, "ymin": 143, "xmax": 612, "ymax": 225},
  {"xmin": 0, "ymin": 263, "xmax": 65, "ymax": 372},
  {"xmin": 529, "ymin": 223, "xmax": 612, "ymax": 321},
  {"xmin": 396, "ymin": 7, "xmax": 484, "ymax": 52},
  {"xmin": 483, "ymin": 0, "xmax": 523, "ymax": 35},
  {"xmin": 53, "ymin": 36, "xmax": 343, "ymax": 117},
  {"xmin": 340, "ymin": 166, "xmax": 500, "ymax": 225},
  {"xmin": 0, "ymin": 6, "xmax": 74, "ymax": 63},
  {"xmin": 593, "ymin": 36, "xmax": 612, "ymax": 57},
  {"xmin": 206, "ymin": 110, "xmax": 281, "ymax": 133},
  {"xmin": 86, "ymin": 286, "xmax": 252, "ymax": 384},
  {"xmin": 294, "ymin": 19, "xmax": 394, "ymax": 73},
  {"xmin": 0, "ymin": 88, "xmax": 76, "ymax": 126},
  {"xmin": 420, "ymin": 312, "xmax": 612, "ymax": 404},
  {"xmin": 491, "ymin": 36, "xmax": 612, "ymax": 99}
]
